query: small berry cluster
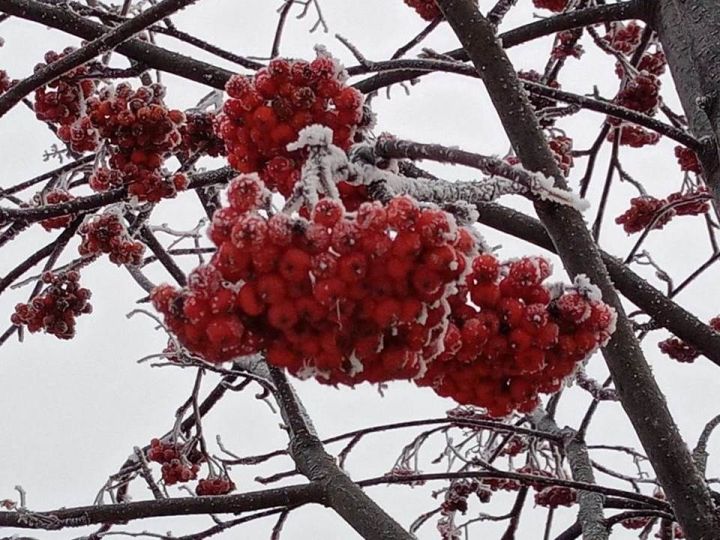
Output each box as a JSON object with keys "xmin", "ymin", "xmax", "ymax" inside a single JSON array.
[
  {"xmin": 551, "ymin": 30, "xmax": 584, "ymax": 60},
  {"xmin": 532, "ymin": 0, "xmax": 568, "ymax": 12},
  {"xmin": 659, "ymin": 316, "xmax": 720, "ymax": 363},
  {"xmin": 35, "ymin": 188, "xmax": 75, "ymax": 231},
  {"xmin": 614, "ymin": 71, "xmax": 661, "ymax": 115},
  {"xmin": 607, "ymin": 124, "xmax": 661, "ymax": 148},
  {"xmin": 416, "ymin": 255, "xmax": 616, "ymax": 417},
  {"xmin": 615, "ymin": 189, "xmax": 709, "ymax": 234},
  {"xmin": 217, "ymin": 52, "xmax": 363, "ymax": 196},
  {"xmin": 86, "ymin": 83, "xmax": 187, "ymax": 202},
  {"xmin": 178, "ymin": 111, "xmax": 226, "ymax": 160},
  {"xmin": 78, "ymin": 213, "xmax": 145, "ymax": 266},
  {"xmin": 603, "ymin": 21, "xmax": 643, "ymax": 55},
  {"xmin": 621, "ymin": 516, "xmax": 652, "ymax": 530},
  {"xmin": 616, "ymin": 50, "xmax": 667, "ymax": 79},
  {"xmin": 674, "ymin": 145, "xmax": 702, "ymax": 174},
  {"xmin": 147, "ymin": 438, "xmax": 200, "ymax": 485},
  {"xmin": 667, "ymin": 188, "xmax": 710, "ymax": 216},
  {"xmin": 403, "ymin": 0, "xmax": 442, "ymax": 20},
  {"xmin": 548, "ymin": 136, "xmax": 574, "ymax": 176},
  {"xmin": 196, "ymin": 476, "xmax": 236, "ymax": 496},
  {"xmin": 441, "ymin": 480, "xmax": 491, "ymax": 515},
  {"xmin": 615, "ymin": 196, "xmax": 672, "ymax": 233},
  {"xmin": 11, "ymin": 271, "xmax": 92, "ymax": 339},
  {"xmin": 534, "ymin": 485, "xmax": 577, "ymax": 508},
  {"xmin": 34, "ymin": 48, "xmax": 97, "ymax": 152}
]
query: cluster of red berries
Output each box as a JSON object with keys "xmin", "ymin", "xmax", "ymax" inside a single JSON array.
[
  {"xmin": 603, "ymin": 21, "xmax": 643, "ymax": 55},
  {"xmin": 548, "ymin": 136, "xmax": 573, "ymax": 176},
  {"xmin": 616, "ymin": 50, "xmax": 667, "ymax": 79},
  {"xmin": 146, "ymin": 438, "xmax": 200, "ymax": 485},
  {"xmin": 153, "ymin": 177, "xmax": 475, "ymax": 386},
  {"xmin": 86, "ymin": 83, "xmax": 187, "ymax": 202},
  {"xmin": 217, "ymin": 53, "xmax": 363, "ymax": 196},
  {"xmin": 674, "ymin": 145, "xmax": 702, "ymax": 174},
  {"xmin": 614, "ymin": 71, "xmax": 661, "ymax": 115},
  {"xmin": 615, "ymin": 189, "xmax": 709, "ymax": 234},
  {"xmin": 416, "ymin": 254, "xmax": 616, "ymax": 417},
  {"xmin": 615, "ymin": 196, "xmax": 672, "ymax": 233},
  {"xmin": 34, "ymin": 49, "xmax": 97, "ymax": 140},
  {"xmin": 0, "ymin": 69, "xmax": 10, "ymax": 94},
  {"xmin": 659, "ymin": 316, "xmax": 720, "ymax": 363},
  {"xmin": 178, "ymin": 111, "xmax": 226, "ymax": 160},
  {"xmin": 152, "ymin": 175, "xmax": 616, "ymax": 415},
  {"xmin": 78, "ymin": 213, "xmax": 145, "ymax": 266},
  {"xmin": 607, "ymin": 124, "xmax": 661, "ymax": 148},
  {"xmin": 505, "ymin": 135, "xmax": 572, "ymax": 177},
  {"xmin": 403, "ymin": 0, "xmax": 441, "ymax": 20},
  {"xmin": 551, "ymin": 30, "xmax": 584, "ymax": 60},
  {"xmin": 11, "ymin": 271, "xmax": 92, "ymax": 339},
  {"xmin": 196, "ymin": 476, "xmax": 236, "ymax": 496},
  {"xmin": 35, "ymin": 188, "xmax": 75, "ymax": 231},
  {"xmin": 621, "ymin": 515, "xmax": 652, "ymax": 530},
  {"xmin": 534, "ymin": 485, "xmax": 577, "ymax": 508},
  {"xmin": 441, "ymin": 479, "xmax": 491, "ymax": 515},
  {"xmin": 532, "ymin": 0, "xmax": 567, "ymax": 12},
  {"xmin": 667, "ymin": 188, "xmax": 710, "ymax": 216}
]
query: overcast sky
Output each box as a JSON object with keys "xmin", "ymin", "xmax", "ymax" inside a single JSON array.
[{"xmin": 1, "ymin": 1, "xmax": 719, "ymax": 538}]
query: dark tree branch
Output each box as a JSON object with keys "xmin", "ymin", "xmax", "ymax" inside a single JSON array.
[
  {"xmin": 0, "ymin": 484, "xmax": 323, "ymax": 530},
  {"xmin": 434, "ymin": 1, "xmax": 720, "ymax": 537},
  {"xmin": 0, "ymin": 0, "xmax": 202, "ymax": 119},
  {"xmin": 267, "ymin": 366, "xmax": 414, "ymax": 539},
  {"xmin": 0, "ymin": 0, "xmax": 233, "ymax": 90}
]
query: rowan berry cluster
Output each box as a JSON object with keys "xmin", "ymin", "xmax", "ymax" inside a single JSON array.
[
  {"xmin": 33, "ymin": 49, "xmax": 97, "ymax": 138},
  {"xmin": 607, "ymin": 124, "xmax": 661, "ymax": 148},
  {"xmin": 534, "ymin": 485, "xmax": 577, "ymax": 508},
  {"xmin": 621, "ymin": 515, "xmax": 652, "ymax": 529},
  {"xmin": 441, "ymin": 480, "xmax": 490, "ymax": 515},
  {"xmin": 217, "ymin": 52, "xmax": 363, "ymax": 196},
  {"xmin": 603, "ymin": 21, "xmax": 643, "ymax": 55},
  {"xmin": 548, "ymin": 136, "xmax": 574, "ymax": 176},
  {"xmin": 616, "ymin": 51, "xmax": 667, "ymax": 79},
  {"xmin": 615, "ymin": 196, "xmax": 672, "ymax": 233},
  {"xmin": 78, "ymin": 213, "xmax": 145, "ymax": 266},
  {"xmin": 417, "ymin": 256, "xmax": 616, "ymax": 417},
  {"xmin": 659, "ymin": 316, "xmax": 720, "ymax": 363},
  {"xmin": 551, "ymin": 30, "xmax": 584, "ymax": 60},
  {"xmin": 196, "ymin": 476, "xmax": 236, "ymax": 496},
  {"xmin": 667, "ymin": 188, "xmax": 710, "ymax": 216},
  {"xmin": 147, "ymin": 438, "xmax": 201, "ymax": 485},
  {"xmin": 153, "ymin": 178, "xmax": 475, "ymax": 384},
  {"xmin": 403, "ymin": 0, "xmax": 441, "ymax": 21},
  {"xmin": 614, "ymin": 71, "xmax": 661, "ymax": 115},
  {"xmin": 178, "ymin": 111, "xmax": 226, "ymax": 160},
  {"xmin": 11, "ymin": 271, "xmax": 92, "ymax": 339},
  {"xmin": 152, "ymin": 171, "xmax": 616, "ymax": 415},
  {"xmin": 35, "ymin": 188, "xmax": 75, "ymax": 231},
  {"xmin": 532, "ymin": 0, "xmax": 568, "ymax": 12},
  {"xmin": 86, "ymin": 83, "xmax": 187, "ymax": 202},
  {"xmin": 674, "ymin": 145, "xmax": 701, "ymax": 174}
]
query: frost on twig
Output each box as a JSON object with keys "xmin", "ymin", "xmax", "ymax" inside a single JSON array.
[{"xmin": 284, "ymin": 125, "xmax": 348, "ymax": 212}]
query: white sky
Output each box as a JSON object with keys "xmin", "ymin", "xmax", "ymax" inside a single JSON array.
[{"xmin": 1, "ymin": 1, "xmax": 719, "ymax": 538}]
